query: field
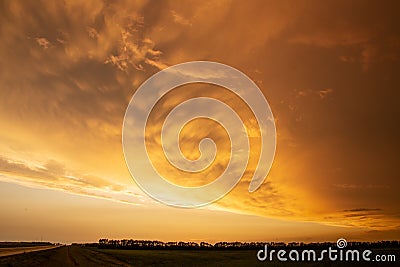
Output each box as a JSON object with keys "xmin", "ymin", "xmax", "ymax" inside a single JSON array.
[{"xmin": 0, "ymin": 246, "xmax": 398, "ymax": 266}]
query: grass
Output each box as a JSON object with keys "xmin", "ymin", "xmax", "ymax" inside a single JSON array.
[
  {"xmin": 0, "ymin": 246, "xmax": 398, "ymax": 266},
  {"xmin": 92, "ymin": 247, "xmax": 400, "ymax": 267},
  {"xmin": 93, "ymin": 249, "xmax": 265, "ymax": 267}
]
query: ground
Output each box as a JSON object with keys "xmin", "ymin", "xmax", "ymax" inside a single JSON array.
[{"xmin": 0, "ymin": 246, "xmax": 398, "ymax": 266}]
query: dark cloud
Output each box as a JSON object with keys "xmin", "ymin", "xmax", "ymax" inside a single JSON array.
[{"xmin": 343, "ymin": 208, "xmax": 382, "ymax": 213}]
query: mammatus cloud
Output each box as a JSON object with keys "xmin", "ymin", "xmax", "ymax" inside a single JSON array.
[
  {"xmin": 35, "ymin": 37, "xmax": 51, "ymax": 49},
  {"xmin": 0, "ymin": 0, "xmax": 399, "ymax": 239}
]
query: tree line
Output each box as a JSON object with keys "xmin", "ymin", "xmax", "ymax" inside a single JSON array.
[{"xmin": 90, "ymin": 239, "xmax": 400, "ymax": 250}]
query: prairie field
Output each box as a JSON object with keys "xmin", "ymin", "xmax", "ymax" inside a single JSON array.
[{"xmin": 0, "ymin": 246, "xmax": 398, "ymax": 267}]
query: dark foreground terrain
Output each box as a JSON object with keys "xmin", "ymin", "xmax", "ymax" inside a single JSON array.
[
  {"xmin": 0, "ymin": 246, "xmax": 129, "ymax": 267},
  {"xmin": 0, "ymin": 245, "xmax": 398, "ymax": 266}
]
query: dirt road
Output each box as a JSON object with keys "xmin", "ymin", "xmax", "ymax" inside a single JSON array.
[{"xmin": 0, "ymin": 245, "xmax": 61, "ymax": 257}]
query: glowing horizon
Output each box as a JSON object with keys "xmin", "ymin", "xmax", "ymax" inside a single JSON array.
[{"xmin": 0, "ymin": 0, "xmax": 399, "ymax": 243}]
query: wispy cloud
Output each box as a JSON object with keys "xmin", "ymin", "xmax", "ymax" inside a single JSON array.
[
  {"xmin": 0, "ymin": 155, "xmax": 145, "ymax": 205},
  {"xmin": 318, "ymin": 88, "xmax": 333, "ymax": 99}
]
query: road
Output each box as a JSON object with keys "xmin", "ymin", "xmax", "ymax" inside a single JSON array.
[{"xmin": 0, "ymin": 245, "xmax": 61, "ymax": 257}]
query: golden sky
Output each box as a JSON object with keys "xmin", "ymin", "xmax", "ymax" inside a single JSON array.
[{"xmin": 0, "ymin": 0, "xmax": 399, "ymax": 243}]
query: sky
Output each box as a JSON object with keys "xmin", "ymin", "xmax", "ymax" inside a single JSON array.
[{"xmin": 0, "ymin": 0, "xmax": 399, "ymax": 243}]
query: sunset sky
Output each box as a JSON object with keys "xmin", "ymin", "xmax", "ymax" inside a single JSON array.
[{"xmin": 0, "ymin": 0, "xmax": 399, "ymax": 244}]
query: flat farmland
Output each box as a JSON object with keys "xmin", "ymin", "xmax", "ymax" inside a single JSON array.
[
  {"xmin": 91, "ymin": 248, "xmax": 399, "ymax": 267},
  {"xmin": 0, "ymin": 246, "xmax": 129, "ymax": 267},
  {"xmin": 0, "ymin": 246, "xmax": 398, "ymax": 266}
]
